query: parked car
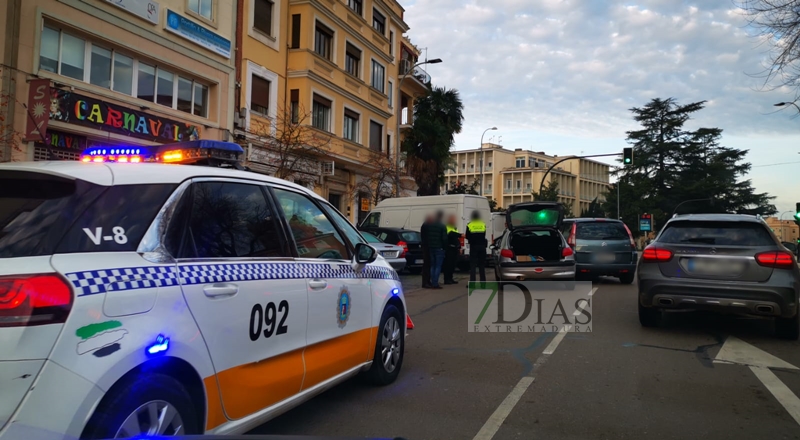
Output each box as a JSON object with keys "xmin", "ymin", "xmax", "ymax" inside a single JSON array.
[
  {"xmin": 360, "ymin": 227, "xmax": 424, "ymax": 273},
  {"xmin": 560, "ymin": 218, "xmax": 638, "ymax": 284},
  {"xmin": 360, "ymin": 231, "xmax": 407, "ymax": 272},
  {"xmin": 492, "ymin": 202, "xmax": 575, "ymax": 285},
  {"xmin": 637, "ymin": 213, "xmax": 800, "ymax": 339}
]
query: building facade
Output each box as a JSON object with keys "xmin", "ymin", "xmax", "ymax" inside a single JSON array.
[
  {"xmin": 444, "ymin": 143, "xmax": 611, "ymax": 217},
  {"xmin": 764, "ymin": 217, "xmax": 800, "ymax": 244},
  {"xmin": 234, "ymin": 0, "xmax": 427, "ymax": 224},
  {"xmin": 1, "ymin": 0, "xmax": 236, "ymax": 162}
]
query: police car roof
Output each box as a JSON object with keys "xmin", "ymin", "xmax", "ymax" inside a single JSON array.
[{"xmin": 0, "ymin": 161, "xmax": 322, "ymax": 200}]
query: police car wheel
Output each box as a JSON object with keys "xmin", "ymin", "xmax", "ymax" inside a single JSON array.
[
  {"xmin": 367, "ymin": 305, "xmax": 405, "ymax": 385},
  {"xmin": 82, "ymin": 374, "xmax": 201, "ymax": 439}
]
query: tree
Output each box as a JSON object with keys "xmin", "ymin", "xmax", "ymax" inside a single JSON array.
[
  {"xmin": 354, "ymin": 151, "xmax": 414, "ymax": 206},
  {"xmin": 446, "ymin": 180, "xmax": 479, "ymax": 195},
  {"xmin": 403, "ymin": 86, "xmax": 465, "ymax": 195},
  {"xmin": 531, "ymin": 180, "xmax": 573, "ymax": 214},
  {"xmin": 740, "ymin": 0, "xmax": 800, "ymax": 93},
  {"xmin": 488, "ymin": 198, "xmax": 505, "ymax": 212},
  {"xmin": 602, "ymin": 98, "xmax": 777, "ymax": 232},
  {"xmin": 245, "ymin": 105, "xmax": 332, "ymax": 182},
  {"xmin": 581, "ymin": 197, "xmax": 605, "ymax": 218}
]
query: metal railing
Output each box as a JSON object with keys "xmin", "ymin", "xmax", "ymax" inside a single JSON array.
[{"xmin": 399, "ymin": 59, "xmax": 431, "ymax": 84}]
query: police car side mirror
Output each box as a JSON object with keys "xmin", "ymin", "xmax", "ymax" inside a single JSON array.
[{"xmin": 354, "ymin": 243, "xmax": 377, "ymax": 266}]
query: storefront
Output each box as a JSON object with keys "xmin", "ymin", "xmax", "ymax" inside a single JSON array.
[{"xmin": 35, "ymin": 88, "xmax": 202, "ymax": 161}]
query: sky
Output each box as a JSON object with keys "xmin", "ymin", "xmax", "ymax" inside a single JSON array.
[{"xmin": 402, "ymin": 0, "xmax": 800, "ymax": 216}]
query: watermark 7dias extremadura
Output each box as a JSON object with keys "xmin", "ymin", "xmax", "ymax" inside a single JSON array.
[{"xmin": 468, "ymin": 281, "xmax": 593, "ymax": 333}]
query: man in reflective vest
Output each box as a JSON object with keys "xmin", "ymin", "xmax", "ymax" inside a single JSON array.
[
  {"xmin": 466, "ymin": 210, "xmax": 488, "ymax": 284},
  {"xmin": 444, "ymin": 214, "xmax": 461, "ymax": 285}
]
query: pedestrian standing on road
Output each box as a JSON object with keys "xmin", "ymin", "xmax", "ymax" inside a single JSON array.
[
  {"xmin": 419, "ymin": 214, "xmax": 435, "ymax": 288},
  {"xmin": 466, "ymin": 210, "xmax": 488, "ymax": 286},
  {"xmin": 444, "ymin": 215, "xmax": 461, "ymax": 285},
  {"xmin": 427, "ymin": 211, "xmax": 448, "ymax": 289}
]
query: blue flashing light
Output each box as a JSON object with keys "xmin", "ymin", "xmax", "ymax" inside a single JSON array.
[
  {"xmin": 146, "ymin": 335, "xmax": 170, "ymax": 355},
  {"xmin": 391, "ymin": 288, "xmax": 400, "ymax": 295}
]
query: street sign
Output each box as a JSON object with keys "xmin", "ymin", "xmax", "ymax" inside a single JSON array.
[
  {"xmin": 639, "ymin": 213, "xmax": 652, "ymax": 232},
  {"xmin": 360, "ymin": 198, "xmax": 370, "ymax": 212}
]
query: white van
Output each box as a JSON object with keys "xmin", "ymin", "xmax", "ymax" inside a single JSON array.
[
  {"xmin": 360, "ymin": 195, "xmax": 492, "ymax": 270},
  {"xmin": 490, "ymin": 212, "xmax": 507, "ymax": 244}
]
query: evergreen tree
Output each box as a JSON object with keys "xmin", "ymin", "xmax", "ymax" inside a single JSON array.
[{"xmin": 581, "ymin": 197, "xmax": 605, "ymax": 218}]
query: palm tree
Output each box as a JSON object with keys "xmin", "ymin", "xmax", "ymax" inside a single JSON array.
[{"xmin": 402, "ymin": 86, "xmax": 464, "ymax": 195}]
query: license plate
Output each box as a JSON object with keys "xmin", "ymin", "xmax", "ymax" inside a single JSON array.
[
  {"xmin": 686, "ymin": 258, "xmax": 744, "ymax": 275},
  {"xmin": 415, "ymin": 259, "xmax": 423, "ymax": 264},
  {"xmin": 594, "ymin": 253, "xmax": 616, "ymax": 263},
  {"xmin": 381, "ymin": 251, "xmax": 397, "ymax": 258}
]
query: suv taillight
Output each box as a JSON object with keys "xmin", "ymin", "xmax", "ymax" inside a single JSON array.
[
  {"xmin": 755, "ymin": 251, "xmax": 795, "ymax": 269},
  {"xmin": 622, "ymin": 223, "xmax": 636, "ymax": 250},
  {"xmin": 641, "ymin": 246, "xmax": 673, "ymax": 262},
  {"xmin": 397, "ymin": 241, "xmax": 408, "ymax": 258},
  {"xmin": 562, "ymin": 247, "xmax": 574, "ymax": 257},
  {"xmin": 0, "ymin": 274, "xmax": 73, "ymax": 327},
  {"xmin": 567, "ymin": 223, "xmax": 577, "ymax": 248}
]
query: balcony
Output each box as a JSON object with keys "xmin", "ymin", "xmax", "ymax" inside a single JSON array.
[{"xmin": 398, "ymin": 59, "xmax": 430, "ymax": 96}]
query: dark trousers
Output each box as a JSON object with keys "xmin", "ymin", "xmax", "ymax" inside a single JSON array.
[
  {"xmin": 444, "ymin": 248, "xmax": 458, "ymax": 282},
  {"xmin": 421, "ymin": 245, "xmax": 431, "ymax": 287},
  {"xmin": 469, "ymin": 247, "xmax": 487, "ymax": 283},
  {"xmin": 430, "ymin": 248, "xmax": 445, "ymax": 287}
]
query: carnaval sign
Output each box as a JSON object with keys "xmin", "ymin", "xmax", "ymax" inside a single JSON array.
[{"xmin": 49, "ymin": 89, "xmax": 201, "ymax": 143}]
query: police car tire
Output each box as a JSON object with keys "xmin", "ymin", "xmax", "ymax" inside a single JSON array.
[
  {"xmin": 82, "ymin": 373, "xmax": 201, "ymax": 439},
  {"xmin": 366, "ymin": 305, "xmax": 405, "ymax": 386}
]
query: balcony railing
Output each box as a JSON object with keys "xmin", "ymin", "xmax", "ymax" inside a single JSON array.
[
  {"xmin": 399, "ymin": 59, "xmax": 431, "ymax": 84},
  {"xmin": 503, "ymin": 188, "xmax": 512, "ymax": 194}
]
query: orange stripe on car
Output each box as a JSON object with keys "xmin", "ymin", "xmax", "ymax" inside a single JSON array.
[
  {"xmin": 203, "ymin": 376, "xmax": 227, "ymax": 431},
  {"xmin": 301, "ymin": 327, "xmax": 375, "ymax": 390}
]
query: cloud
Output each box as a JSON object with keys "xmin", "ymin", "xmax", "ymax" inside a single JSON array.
[{"xmin": 403, "ymin": 0, "xmax": 800, "ymax": 213}]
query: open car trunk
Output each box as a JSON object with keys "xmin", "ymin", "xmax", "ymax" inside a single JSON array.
[{"xmin": 509, "ymin": 228, "xmax": 563, "ymax": 262}]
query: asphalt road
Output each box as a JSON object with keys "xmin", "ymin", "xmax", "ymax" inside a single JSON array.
[{"xmin": 251, "ymin": 270, "xmax": 800, "ymax": 440}]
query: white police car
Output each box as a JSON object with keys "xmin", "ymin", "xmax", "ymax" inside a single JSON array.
[{"xmin": 0, "ymin": 141, "xmax": 408, "ymax": 439}]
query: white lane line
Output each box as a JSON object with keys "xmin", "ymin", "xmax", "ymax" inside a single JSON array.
[
  {"xmin": 472, "ymin": 376, "xmax": 535, "ymax": 440},
  {"xmin": 750, "ymin": 366, "xmax": 800, "ymax": 426},
  {"xmin": 543, "ymin": 326, "xmax": 571, "ymax": 355}
]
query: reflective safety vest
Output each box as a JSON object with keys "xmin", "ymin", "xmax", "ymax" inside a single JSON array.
[
  {"xmin": 446, "ymin": 225, "xmax": 458, "ymax": 234},
  {"xmin": 467, "ymin": 220, "xmax": 486, "ymax": 233}
]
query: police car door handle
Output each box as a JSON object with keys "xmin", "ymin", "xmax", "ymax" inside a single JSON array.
[
  {"xmin": 308, "ymin": 279, "xmax": 327, "ymax": 290},
  {"xmin": 203, "ymin": 284, "xmax": 239, "ymax": 298}
]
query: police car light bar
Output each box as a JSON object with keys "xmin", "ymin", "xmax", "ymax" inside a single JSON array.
[{"xmin": 80, "ymin": 140, "xmax": 245, "ymax": 166}]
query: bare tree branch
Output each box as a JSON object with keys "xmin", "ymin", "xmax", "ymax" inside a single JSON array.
[{"xmin": 740, "ymin": 0, "xmax": 800, "ymax": 95}]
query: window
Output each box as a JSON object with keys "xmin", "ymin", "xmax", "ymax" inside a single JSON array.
[
  {"xmin": 516, "ymin": 158, "xmax": 525, "ymax": 168},
  {"xmin": 371, "ymin": 60, "xmax": 385, "ymax": 92},
  {"xmin": 290, "ymin": 89, "xmax": 299, "ymax": 123},
  {"xmin": 291, "ymin": 14, "xmax": 301, "ymax": 48},
  {"xmin": 343, "ymin": 109, "xmax": 359, "ymax": 142},
  {"xmin": 178, "ymin": 182, "xmax": 285, "ymax": 258},
  {"xmin": 345, "ymin": 43, "xmax": 361, "ymax": 77},
  {"xmin": 322, "ymin": 202, "xmax": 365, "ymax": 249},
  {"xmin": 659, "ymin": 221, "xmax": 774, "ymax": 246},
  {"xmin": 389, "ymin": 30, "xmax": 395, "ymax": 55},
  {"xmin": 369, "ymin": 121, "xmax": 382, "ymax": 152},
  {"xmin": 312, "ymin": 94, "xmax": 331, "ymax": 131},
  {"xmin": 348, "ymin": 0, "xmax": 362, "ymax": 15},
  {"xmin": 254, "ymin": 0, "xmax": 273, "ymax": 36},
  {"xmin": 362, "ymin": 212, "xmax": 380, "ymax": 228},
  {"xmin": 156, "ymin": 68, "xmax": 174, "ymax": 107},
  {"xmin": 328, "ymin": 193, "xmax": 342, "ymax": 211},
  {"xmin": 461, "ymin": 163, "xmax": 466, "ymax": 170},
  {"xmin": 188, "ymin": 0, "xmax": 213, "ymax": 20},
  {"xmin": 372, "ymin": 8, "xmax": 385, "ymax": 35},
  {"xmin": 516, "ymin": 180, "xmax": 521, "ymax": 189},
  {"xmin": 526, "ymin": 182, "xmax": 532, "ymax": 190},
  {"xmin": 314, "ymin": 23, "xmax": 333, "ymax": 60},
  {"xmin": 89, "ymin": 45, "xmax": 112, "ymax": 88},
  {"xmin": 251, "ymin": 75, "xmax": 270, "ymax": 115},
  {"xmin": 488, "ymin": 161, "xmax": 493, "ymax": 167},
  {"xmin": 387, "ymin": 79, "xmax": 394, "ymax": 107},
  {"xmin": 273, "ymin": 188, "xmax": 350, "ymax": 259},
  {"xmin": 39, "ymin": 25, "xmax": 209, "ymax": 117},
  {"xmin": 506, "ymin": 180, "xmax": 511, "ymax": 189},
  {"xmin": 488, "ymin": 183, "xmax": 492, "ymax": 190}
]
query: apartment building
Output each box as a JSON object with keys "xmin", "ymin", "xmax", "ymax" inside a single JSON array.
[
  {"xmin": 443, "ymin": 143, "xmax": 611, "ymax": 217},
  {"xmin": 234, "ymin": 0, "xmax": 428, "ymax": 224},
  {"xmin": 764, "ymin": 217, "xmax": 800, "ymax": 243},
  {"xmin": 1, "ymin": 0, "xmax": 236, "ymax": 162}
]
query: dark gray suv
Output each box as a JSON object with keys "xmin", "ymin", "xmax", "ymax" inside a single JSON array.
[{"xmin": 637, "ymin": 214, "xmax": 800, "ymax": 339}]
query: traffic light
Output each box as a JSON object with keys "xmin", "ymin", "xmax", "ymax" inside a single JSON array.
[
  {"xmin": 623, "ymin": 147, "xmax": 633, "ymax": 165},
  {"xmin": 795, "ymin": 202, "xmax": 800, "ymax": 224}
]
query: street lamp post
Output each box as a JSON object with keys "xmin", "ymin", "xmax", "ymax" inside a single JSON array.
[
  {"xmin": 394, "ymin": 58, "xmax": 443, "ymax": 196},
  {"xmin": 479, "ymin": 127, "xmax": 497, "ymax": 196}
]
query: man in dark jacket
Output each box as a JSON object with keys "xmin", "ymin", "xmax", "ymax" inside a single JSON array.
[
  {"xmin": 419, "ymin": 214, "xmax": 434, "ymax": 288},
  {"xmin": 426, "ymin": 211, "xmax": 448, "ymax": 289},
  {"xmin": 466, "ymin": 210, "xmax": 488, "ymax": 284},
  {"xmin": 444, "ymin": 214, "xmax": 461, "ymax": 285}
]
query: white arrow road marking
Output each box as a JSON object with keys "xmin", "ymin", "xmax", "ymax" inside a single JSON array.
[
  {"xmin": 714, "ymin": 336, "xmax": 800, "ymax": 426},
  {"xmin": 750, "ymin": 366, "xmax": 800, "ymax": 425},
  {"xmin": 473, "ymin": 287, "xmax": 597, "ymax": 440},
  {"xmin": 714, "ymin": 336, "xmax": 798, "ymax": 370}
]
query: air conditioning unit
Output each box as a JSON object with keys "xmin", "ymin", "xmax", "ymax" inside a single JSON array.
[{"xmin": 321, "ymin": 161, "xmax": 335, "ymax": 176}]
